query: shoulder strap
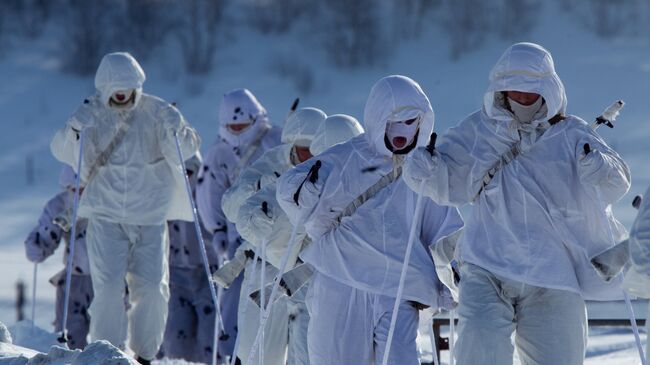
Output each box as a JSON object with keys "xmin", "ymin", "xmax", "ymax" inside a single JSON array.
[
  {"xmin": 84, "ymin": 111, "xmax": 137, "ymax": 185},
  {"xmin": 473, "ymin": 113, "xmax": 566, "ymax": 201},
  {"xmin": 335, "ymin": 165, "xmax": 402, "ymax": 223}
]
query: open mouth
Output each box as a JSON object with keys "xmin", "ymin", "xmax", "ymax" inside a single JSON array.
[
  {"xmin": 115, "ymin": 93, "xmax": 126, "ymax": 101},
  {"xmin": 392, "ymin": 136, "xmax": 407, "ymax": 149}
]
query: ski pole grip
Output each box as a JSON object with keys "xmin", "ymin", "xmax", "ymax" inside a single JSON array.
[
  {"xmin": 426, "ymin": 132, "xmax": 437, "ymax": 155},
  {"xmin": 292, "ymin": 160, "xmax": 322, "ymax": 205},
  {"xmin": 633, "ymin": 195, "xmax": 643, "ymax": 210},
  {"xmin": 291, "ymin": 98, "xmax": 300, "ymax": 112}
]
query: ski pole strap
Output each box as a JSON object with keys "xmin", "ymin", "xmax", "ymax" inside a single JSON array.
[{"xmin": 293, "ymin": 160, "xmax": 322, "ymax": 205}]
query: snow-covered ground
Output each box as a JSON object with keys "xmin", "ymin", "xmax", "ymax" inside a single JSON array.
[{"xmin": 1, "ymin": 0, "xmax": 649, "ymax": 363}]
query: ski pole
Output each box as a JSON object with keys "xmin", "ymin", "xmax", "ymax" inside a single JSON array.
[
  {"xmin": 381, "ymin": 133, "xmax": 437, "ymax": 365},
  {"xmin": 591, "ymin": 100, "xmax": 624, "ymax": 130},
  {"xmin": 174, "ymin": 132, "xmax": 225, "ymax": 365},
  {"xmin": 31, "ymin": 263, "xmax": 37, "ymax": 333},
  {"xmin": 646, "ymin": 303, "xmax": 649, "ymax": 365},
  {"xmin": 449, "ymin": 309, "xmax": 456, "ymax": 365},
  {"xmin": 230, "ymin": 250, "xmax": 260, "ymax": 365},
  {"xmin": 259, "ymin": 237, "xmax": 266, "ymax": 365},
  {"xmin": 623, "ymin": 289, "xmax": 646, "ymax": 365},
  {"xmin": 428, "ymin": 313, "xmax": 440, "ymax": 365},
  {"xmin": 245, "ymin": 160, "xmax": 321, "ymax": 364},
  {"xmin": 245, "ymin": 219, "xmax": 303, "ymax": 365},
  {"xmin": 58, "ymin": 131, "xmax": 85, "ymax": 344},
  {"xmin": 624, "ymin": 197, "xmax": 648, "ymax": 365}
]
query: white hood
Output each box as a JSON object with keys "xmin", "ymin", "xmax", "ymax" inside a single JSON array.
[
  {"xmin": 218, "ymin": 88, "xmax": 270, "ymax": 146},
  {"xmin": 94, "ymin": 52, "xmax": 146, "ymax": 107},
  {"xmin": 310, "ymin": 114, "xmax": 364, "ymax": 155},
  {"xmin": 363, "ymin": 75, "xmax": 434, "ymax": 156},
  {"xmin": 281, "ymin": 107, "xmax": 326, "ymax": 146},
  {"xmin": 484, "ymin": 42, "xmax": 567, "ymax": 122}
]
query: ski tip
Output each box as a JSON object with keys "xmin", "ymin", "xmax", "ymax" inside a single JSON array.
[{"xmin": 291, "ymin": 98, "xmax": 300, "ymax": 111}]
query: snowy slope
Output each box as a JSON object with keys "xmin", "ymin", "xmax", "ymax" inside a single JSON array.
[{"xmin": 0, "ymin": 0, "xmax": 649, "ymax": 363}]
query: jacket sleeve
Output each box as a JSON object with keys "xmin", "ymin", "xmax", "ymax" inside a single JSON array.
[
  {"xmin": 50, "ymin": 101, "xmax": 100, "ymax": 183},
  {"xmin": 236, "ymin": 184, "xmax": 277, "ymax": 247},
  {"xmin": 575, "ymin": 128, "xmax": 630, "ymax": 204},
  {"xmin": 196, "ymin": 147, "xmax": 231, "ymax": 256},
  {"xmin": 24, "ymin": 193, "xmax": 66, "ymax": 263},
  {"xmin": 221, "ymin": 154, "xmax": 276, "ymax": 225},
  {"xmin": 157, "ymin": 103, "xmax": 201, "ymax": 165},
  {"xmin": 406, "ymin": 115, "xmax": 495, "ymax": 206}
]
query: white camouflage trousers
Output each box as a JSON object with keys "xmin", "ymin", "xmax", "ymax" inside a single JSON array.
[
  {"xmin": 306, "ymin": 272, "xmax": 419, "ymax": 365},
  {"xmin": 52, "ymin": 272, "xmax": 93, "ymax": 350},
  {"xmin": 235, "ymin": 259, "xmax": 289, "ymax": 365},
  {"xmin": 161, "ymin": 266, "xmax": 216, "ymax": 363},
  {"xmin": 86, "ymin": 219, "xmax": 169, "ymax": 360},
  {"xmin": 455, "ymin": 263, "xmax": 587, "ymax": 365}
]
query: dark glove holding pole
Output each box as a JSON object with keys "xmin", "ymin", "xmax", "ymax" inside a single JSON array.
[
  {"xmin": 251, "ymin": 200, "xmax": 274, "ymax": 238},
  {"xmin": 402, "ymin": 132, "xmax": 441, "ymax": 194},
  {"xmin": 583, "ymin": 143, "xmax": 591, "ymax": 155},
  {"xmin": 262, "ymin": 201, "xmax": 271, "ymax": 218},
  {"xmin": 426, "ymin": 132, "xmax": 438, "ymax": 155}
]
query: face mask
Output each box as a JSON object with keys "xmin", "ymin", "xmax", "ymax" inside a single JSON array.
[
  {"xmin": 226, "ymin": 123, "xmax": 253, "ymax": 135},
  {"xmin": 385, "ymin": 117, "xmax": 420, "ymax": 151},
  {"xmin": 508, "ymin": 96, "xmax": 544, "ymax": 123}
]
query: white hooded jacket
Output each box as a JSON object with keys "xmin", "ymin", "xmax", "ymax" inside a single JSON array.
[
  {"xmin": 221, "ymin": 107, "xmax": 328, "ymax": 268},
  {"xmin": 233, "ymin": 112, "xmax": 364, "ymax": 269},
  {"xmin": 220, "ymin": 107, "xmax": 326, "ymax": 226},
  {"xmin": 50, "ymin": 52, "xmax": 200, "ymax": 225},
  {"xmin": 404, "ymin": 43, "xmax": 630, "ymax": 300},
  {"xmin": 196, "ymin": 89, "xmax": 282, "ymax": 258},
  {"xmin": 277, "ymin": 76, "xmax": 464, "ymax": 306}
]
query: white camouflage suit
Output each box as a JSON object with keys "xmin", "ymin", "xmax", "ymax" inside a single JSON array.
[
  {"xmin": 403, "ymin": 42, "xmax": 631, "ymax": 365},
  {"xmin": 50, "ymin": 52, "xmax": 200, "ymax": 360},
  {"xmin": 24, "ymin": 167, "xmax": 92, "ymax": 350},
  {"xmin": 161, "ymin": 154, "xmax": 220, "ymax": 364},
  {"xmin": 223, "ymin": 109, "xmax": 364, "ymax": 364},
  {"xmin": 277, "ymin": 75, "xmax": 464, "ymax": 365},
  {"xmin": 196, "ymin": 88, "xmax": 282, "ymax": 360},
  {"xmin": 623, "ymin": 184, "xmax": 650, "ymax": 359}
]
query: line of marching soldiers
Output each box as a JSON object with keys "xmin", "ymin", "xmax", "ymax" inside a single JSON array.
[{"xmin": 25, "ymin": 42, "xmax": 650, "ymax": 365}]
